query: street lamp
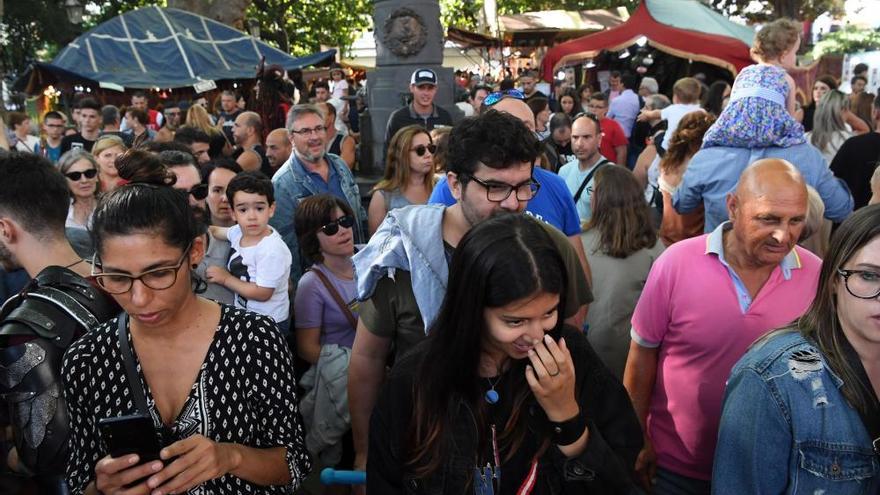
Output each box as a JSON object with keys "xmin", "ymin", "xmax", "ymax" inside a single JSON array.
[
  {"xmin": 64, "ymin": 0, "xmax": 84, "ymax": 25},
  {"xmin": 247, "ymin": 19, "xmax": 261, "ymax": 39}
]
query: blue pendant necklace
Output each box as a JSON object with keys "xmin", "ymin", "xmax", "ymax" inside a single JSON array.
[{"xmin": 485, "ymin": 376, "xmax": 502, "ymax": 404}]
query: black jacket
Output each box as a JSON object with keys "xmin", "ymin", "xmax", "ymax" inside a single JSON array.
[{"xmin": 367, "ymin": 325, "xmax": 643, "ymax": 494}]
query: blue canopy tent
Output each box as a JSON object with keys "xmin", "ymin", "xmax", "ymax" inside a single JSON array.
[{"xmin": 18, "ymin": 6, "xmax": 335, "ymax": 93}]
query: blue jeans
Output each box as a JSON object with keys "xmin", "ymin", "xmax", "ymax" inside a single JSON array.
[{"xmin": 651, "ymin": 467, "xmax": 710, "ymax": 495}]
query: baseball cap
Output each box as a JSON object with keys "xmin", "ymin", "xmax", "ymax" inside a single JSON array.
[{"xmin": 411, "ymin": 68, "xmax": 438, "ymax": 86}]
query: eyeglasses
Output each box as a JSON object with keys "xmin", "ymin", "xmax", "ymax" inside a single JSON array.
[
  {"xmin": 65, "ymin": 169, "xmax": 98, "ymax": 181},
  {"xmin": 187, "ymin": 183, "xmax": 208, "ymax": 200},
  {"xmin": 291, "ymin": 125, "xmax": 327, "ymax": 136},
  {"xmin": 411, "ymin": 144, "xmax": 436, "ymax": 156},
  {"xmin": 92, "ymin": 244, "xmax": 192, "ymax": 294},
  {"xmin": 837, "ymin": 269, "xmax": 880, "ymax": 299},
  {"xmin": 318, "ymin": 215, "xmax": 355, "ymax": 236},
  {"xmin": 483, "ymin": 89, "xmax": 525, "ymax": 107},
  {"xmin": 463, "ymin": 174, "xmax": 541, "ymax": 202}
]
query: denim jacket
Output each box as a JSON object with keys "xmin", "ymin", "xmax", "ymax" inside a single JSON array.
[
  {"xmin": 352, "ymin": 204, "xmax": 447, "ymax": 333},
  {"xmin": 270, "ymin": 152, "xmax": 366, "ymax": 285},
  {"xmin": 713, "ymin": 331, "xmax": 880, "ymax": 494}
]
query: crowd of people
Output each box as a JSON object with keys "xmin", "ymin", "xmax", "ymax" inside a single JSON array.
[{"xmin": 0, "ymin": 16, "xmax": 878, "ymax": 495}]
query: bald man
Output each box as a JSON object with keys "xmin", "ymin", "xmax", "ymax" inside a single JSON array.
[
  {"xmin": 232, "ymin": 111, "xmax": 272, "ymax": 176},
  {"xmin": 623, "ymin": 159, "xmax": 822, "ymax": 494},
  {"xmin": 265, "ymin": 128, "xmax": 292, "ymax": 172}
]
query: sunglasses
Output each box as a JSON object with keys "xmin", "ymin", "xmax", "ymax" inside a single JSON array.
[
  {"xmin": 483, "ymin": 89, "xmax": 525, "ymax": 107},
  {"xmin": 319, "ymin": 215, "xmax": 355, "ymax": 236},
  {"xmin": 411, "ymin": 144, "xmax": 437, "ymax": 156},
  {"xmin": 188, "ymin": 183, "xmax": 208, "ymax": 200},
  {"xmin": 65, "ymin": 169, "xmax": 98, "ymax": 181}
]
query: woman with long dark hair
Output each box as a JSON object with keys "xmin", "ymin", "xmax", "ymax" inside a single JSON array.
[
  {"xmin": 713, "ymin": 204, "xmax": 880, "ymax": 493},
  {"xmin": 368, "ymin": 214, "xmax": 642, "ymax": 494},
  {"xmin": 62, "ymin": 150, "xmax": 310, "ymax": 494}
]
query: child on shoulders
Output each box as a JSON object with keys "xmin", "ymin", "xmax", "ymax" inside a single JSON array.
[
  {"xmin": 206, "ymin": 171, "xmax": 292, "ymax": 334},
  {"xmin": 701, "ymin": 18, "xmax": 806, "ymax": 149}
]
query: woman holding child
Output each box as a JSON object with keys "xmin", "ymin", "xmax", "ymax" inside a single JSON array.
[{"xmin": 62, "ymin": 151, "xmax": 310, "ymax": 494}]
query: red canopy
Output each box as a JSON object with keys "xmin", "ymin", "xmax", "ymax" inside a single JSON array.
[{"xmin": 542, "ymin": 0, "xmax": 755, "ymax": 79}]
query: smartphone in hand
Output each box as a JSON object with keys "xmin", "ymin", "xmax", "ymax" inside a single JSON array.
[{"xmin": 98, "ymin": 414, "xmax": 163, "ymax": 462}]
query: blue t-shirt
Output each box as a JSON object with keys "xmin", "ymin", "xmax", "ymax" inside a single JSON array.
[{"xmin": 428, "ymin": 167, "xmax": 581, "ymax": 236}]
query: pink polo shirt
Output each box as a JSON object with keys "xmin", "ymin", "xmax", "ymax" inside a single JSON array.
[{"xmin": 630, "ymin": 228, "xmax": 820, "ymax": 480}]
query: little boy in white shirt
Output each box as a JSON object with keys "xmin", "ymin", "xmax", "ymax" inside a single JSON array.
[{"xmin": 207, "ymin": 171, "xmax": 292, "ymax": 334}]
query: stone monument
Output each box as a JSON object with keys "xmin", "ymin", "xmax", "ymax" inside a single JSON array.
[{"xmin": 363, "ymin": 0, "xmax": 457, "ymax": 177}]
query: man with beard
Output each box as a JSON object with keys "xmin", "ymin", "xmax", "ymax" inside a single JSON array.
[
  {"xmin": 0, "ymin": 152, "xmax": 116, "ymax": 494},
  {"xmin": 349, "ymin": 110, "xmax": 593, "ymax": 474},
  {"xmin": 384, "ymin": 68, "xmax": 453, "ymax": 156},
  {"xmin": 558, "ymin": 113, "xmax": 612, "ymax": 223},
  {"xmin": 155, "ymin": 101, "xmax": 183, "ymax": 142},
  {"xmin": 232, "ymin": 111, "xmax": 272, "ymax": 176},
  {"xmin": 271, "ymin": 104, "xmax": 366, "ymax": 287}
]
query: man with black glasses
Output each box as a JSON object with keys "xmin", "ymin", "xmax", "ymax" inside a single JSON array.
[{"xmin": 349, "ymin": 110, "xmax": 593, "ymax": 474}]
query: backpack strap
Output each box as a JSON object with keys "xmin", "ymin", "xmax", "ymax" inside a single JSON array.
[{"xmin": 572, "ymin": 159, "xmax": 612, "ymax": 204}]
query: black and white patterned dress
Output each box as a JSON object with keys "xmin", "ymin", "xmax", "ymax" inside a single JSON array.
[{"xmin": 61, "ymin": 304, "xmax": 311, "ymax": 494}]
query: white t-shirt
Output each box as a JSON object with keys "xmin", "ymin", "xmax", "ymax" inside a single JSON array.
[
  {"xmin": 331, "ymin": 79, "xmax": 349, "ymax": 99},
  {"xmin": 227, "ymin": 225, "xmax": 292, "ymax": 322},
  {"xmin": 660, "ymin": 104, "xmax": 704, "ymax": 149},
  {"xmin": 13, "ymin": 135, "xmax": 40, "ymax": 154}
]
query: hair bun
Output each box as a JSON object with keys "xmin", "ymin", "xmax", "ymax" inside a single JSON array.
[{"xmin": 114, "ymin": 149, "xmax": 178, "ymax": 188}]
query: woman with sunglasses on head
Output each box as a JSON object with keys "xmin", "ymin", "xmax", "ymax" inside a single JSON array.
[
  {"xmin": 61, "ymin": 151, "xmax": 311, "ymax": 495},
  {"xmin": 58, "ymin": 149, "xmax": 100, "ymax": 232},
  {"xmin": 367, "ymin": 125, "xmax": 437, "ymax": 235},
  {"xmin": 368, "ymin": 214, "xmax": 642, "ymax": 494},
  {"xmin": 293, "ymin": 194, "xmax": 359, "ymax": 482},
  {"xmin": 713, "ymin": 204, "xmax": 880, "ymax": 494}
]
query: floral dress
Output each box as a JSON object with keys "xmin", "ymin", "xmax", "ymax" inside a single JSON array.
[{"xmin": 702, "ymin": 64, "xmax": 805, "ymax": 149}]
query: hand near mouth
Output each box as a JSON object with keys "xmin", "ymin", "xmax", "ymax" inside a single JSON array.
[{"xmin": 525, "ymin": 334, "xmax": 579, "ymax": 422}]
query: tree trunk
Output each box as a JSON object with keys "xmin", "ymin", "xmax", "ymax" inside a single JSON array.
[{"xmin": 168, "ymin": 0, "xmax": 253, "ymax": 30}]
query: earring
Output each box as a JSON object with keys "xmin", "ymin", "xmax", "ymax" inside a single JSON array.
[{"xmin": 191, "ymin": 263, "xmax": 198, "ymax": 269}]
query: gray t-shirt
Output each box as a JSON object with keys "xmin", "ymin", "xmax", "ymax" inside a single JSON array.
[
  {"xmin": 197, "ymin": 233, "xmax": 235, "ymax": 305},
  {"xmin": 581, "ymin": 229, "xmax": 665, "ymax": 380}
]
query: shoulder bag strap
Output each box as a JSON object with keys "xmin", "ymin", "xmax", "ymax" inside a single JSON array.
[
  {"xmin": 572, "ymin": 160, "xmax": 611, "ymax": 204},
  {"xmin": 309, "ymin": 268, "xmax": 358, "ymax": 330},
  {"xmin": 116, "ymin": 313, "xmax": 150, "ymax": 414}
]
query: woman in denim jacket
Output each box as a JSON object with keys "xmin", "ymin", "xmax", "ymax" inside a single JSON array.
[{"xmin": 712, "ymin": 204, "xmax": 880, "ymax": 494}]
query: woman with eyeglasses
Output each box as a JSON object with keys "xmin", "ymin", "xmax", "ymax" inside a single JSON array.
[
  {"xmin": 58, "ymin": 149, "xmax": 100, "ymax": 231},
  {"xmin": 712, "ymin": 204, "xmax": 880, "ymax": 494},
  {"xmin": 293, "ymin": 194, "xmax": 359, "ymax": 476},
  {"xmin": 61, "ymin": 151, "xmax": 311, "ymax": 495},
  {"xmin": 91, "ymin": 134, "xmax": 128, "ymax": 193},
  {"xmin": 367, "ymin": 125, "xmax": 437, "ymax": 235}
]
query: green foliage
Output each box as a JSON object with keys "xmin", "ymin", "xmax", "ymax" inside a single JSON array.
[
  {"xmin": 84, "ymin": 0, "xmax": 165, "ymax": 29},
  {"xmin": 439, "ymin": 0, "xmax": 634, "ymax": 32},
  {"xmin": 707, "ymin": 0, "xmax": 843, "ymax": 22},
  {"xmin": 1, "ymin": 0, "xmax": 78, "ymax": 81},
  {"xmin": 247, "ymin": 0, "xmax": 372, "ymax": 57},
  {"xmin": 812, "ymin": 26, "xmax": 880, "ymax": 58}
]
